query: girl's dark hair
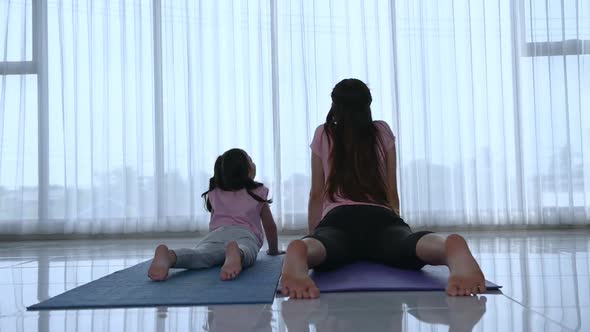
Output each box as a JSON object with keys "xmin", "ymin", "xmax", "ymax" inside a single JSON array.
[
  {"xmin": 201, "ymin": 148, "xmax": 272, "ymax": 212},
  {"xmin": 324, "ymin": 78, "xmax": 388, "ymax": 205}
]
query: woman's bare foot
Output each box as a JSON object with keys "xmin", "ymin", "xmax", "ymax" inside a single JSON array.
[
  {"xmin": 280, "ymin": 240, "xmax": 320, "ymax": 299},
  {"xmin": 445, "ymin": 234, "xmax": 486, "ymax": 296},
  {"xmin": 148, "ymin": 244, "xmax": 176, "ymax": 281},
  {"xmin": 220, "ymin": 241, "xmax": 243, "ymax": 280}
]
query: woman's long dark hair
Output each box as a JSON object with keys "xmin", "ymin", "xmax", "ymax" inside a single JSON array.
[
  {"xmin": 201, "ymin": 148, "xmax": 272, "ymax": 212},
  {"xmin": 324, "ymin": 78, "xmax": 388, "ymax": 205}
]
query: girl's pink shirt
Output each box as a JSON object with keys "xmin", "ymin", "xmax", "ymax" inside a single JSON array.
[{"xmin": 208, "ymin": 186, "xmax": 268, "ymax": 246}]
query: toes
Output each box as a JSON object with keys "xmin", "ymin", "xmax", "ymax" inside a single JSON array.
[
  {"xmin": 300, "ymin": 289, "xmax": 310, "ymax": 299},
  {"xmin": 446, "ymin": 285, "xmax": 459, "ymax": 296},
  {"xmin": 285, "ymin": 286, "xmax": 318, "ymax": 299},
  {"xmin": 309, "ymin": 287, "xmax": 320, "ymax": 299},
  {"xmin": 148, "ymin": 270, "xmax": 166, "ymax": 281},
  {"xmin": 221, "ymin": 270, "xmax": 238, "ymax": 280},
  {"xmin": 220, "ymin": 266, "xmax": 240, "ymax": 281},
  {"xmin": 281, "ymin": 285, "xmax": 289, "ymax": 296},
  {"xmin": 471, "ymin": 286, "xmax": 479, "ymax": 295},
  {"xmin": 295, "ymin": 289, "xmax": 305, "ymax": 299}
]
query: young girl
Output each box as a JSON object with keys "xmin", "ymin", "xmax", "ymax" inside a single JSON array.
[
  {"xmin": 148, "ymin": 148, "xmax": 283, "ymax": 281},
  {"xmin": 280, "ymin": 79, "xmax": 486, "ymax": 298}
]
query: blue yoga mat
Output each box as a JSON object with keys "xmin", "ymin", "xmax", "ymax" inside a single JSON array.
[
  {"xmin": 310, "ymin": 262, "xmax": 501, "ymax": 292},
  {"xmin": 28, "ymin": 255, "xmax": 283, "ymax": 310}
]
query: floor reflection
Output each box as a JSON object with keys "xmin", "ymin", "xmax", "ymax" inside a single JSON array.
[
  {"xmin": 0, "ymin": 231, "xmax": 588, "ymax": 331},
  {"xmin": 205, "ymin": 305, "xmax": 273, "ymax": 332},
  {"xmin": 280, "ymin": 292, "xmax": 487, "ymax": 332}
]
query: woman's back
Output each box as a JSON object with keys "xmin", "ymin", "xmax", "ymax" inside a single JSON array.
[{"xmin": 311, "ymin": 120, "xmax": 395, "ymax": 217}]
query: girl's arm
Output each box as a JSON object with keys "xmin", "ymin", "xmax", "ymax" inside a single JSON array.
[
  {"xmin": 261, "ymin": 203, "xmax": 282, "ymax": 255},
  {"xmin": 386, "ymin": 143, "xmax": 401, "ymax": 216},
  {"xmin": 308, "ymin": 153, "xmax": 325, "ymax": 234}
]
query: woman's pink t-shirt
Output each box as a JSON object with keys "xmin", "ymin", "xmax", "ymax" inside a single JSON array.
[
  {"xmin": 310, "ymin": 120, "xmax": 395, "ymax": 218},
  {"xmin": 208, "ymin": 186, "xmax": 269, "ymax": 246}
]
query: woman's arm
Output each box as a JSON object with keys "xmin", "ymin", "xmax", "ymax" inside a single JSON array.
[
  {"xmin": 386, "ymin": 143, "xmax": 401, "ymax": 216},
  {"xmin": 308, "ymin": 153, "xmax": 325, "ymax": 234}
]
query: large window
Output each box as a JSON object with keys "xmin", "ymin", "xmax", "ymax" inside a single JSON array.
[
  {"xmin": 0, "ymin": 0, "xmax": 37, "ymax": 227},
  {"xmin": 0, "ymin": 0, "xmax": 588, "ymax": 234},
  {"xmin": 518, "ymin": 0, "xmax": 590, "ymax": 219}
]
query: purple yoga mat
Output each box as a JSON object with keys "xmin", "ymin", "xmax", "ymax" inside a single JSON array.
[{"xmin": 310, "ymin": 262, "xmax": 501, "ymax": 292}]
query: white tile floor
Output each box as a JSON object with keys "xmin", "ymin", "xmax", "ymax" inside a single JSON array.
[{"xmin": 1, "ymin": 230, "xmax": 589, "ymax": 332}]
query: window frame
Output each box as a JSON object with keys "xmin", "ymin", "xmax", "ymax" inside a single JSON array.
[
  {"xmin": 518, "ymin": 0, "xmax": 590, "ymax": 57},
  {"xmin": 0, "ymin": 0, "xmax": 48, "ymax": 222},
  {"xmin": 0, "ymin": 0, "xmax": 36, "ymax": 73}
]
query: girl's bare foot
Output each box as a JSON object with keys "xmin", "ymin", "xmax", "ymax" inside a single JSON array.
[
  {"xmin": 280, "ymin": 240, "xmax": 320, "ymax": 299},
  {"xmin": 148, "ymin": 244, "xmax": 176, "ymax": 281},
  {"xmin": 220, "ymin": 241, "xmax": 243, "ymax": 280},
  {"xmin": 445, "ymin": 234, "xmax": 487, "ymax": 296}
]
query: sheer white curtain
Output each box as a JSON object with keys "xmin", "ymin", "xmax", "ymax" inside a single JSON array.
[
  {"xmin": 47, "ymin": 0, "xmax": 157, "ymax": 233},
  {"xmin": 392, "ymin": 1, "xmax": 590, "ymax": 227},
  {"xmin": 160, "ymin": 1, "xmax": 275, "ymax": 231},
  {"xmin": 0, "ymin": 0, "xmax": 589, "ymax": 235}
]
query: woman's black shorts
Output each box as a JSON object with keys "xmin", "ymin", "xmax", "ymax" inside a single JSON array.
[{"xmin": 304, "ymin": 205, "xmax": 433, "ymax": 271}]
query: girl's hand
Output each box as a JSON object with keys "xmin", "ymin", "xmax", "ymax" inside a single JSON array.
[{"xmin": 267, "ymin": 249, "xmax": 286, "ymax": 256}]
